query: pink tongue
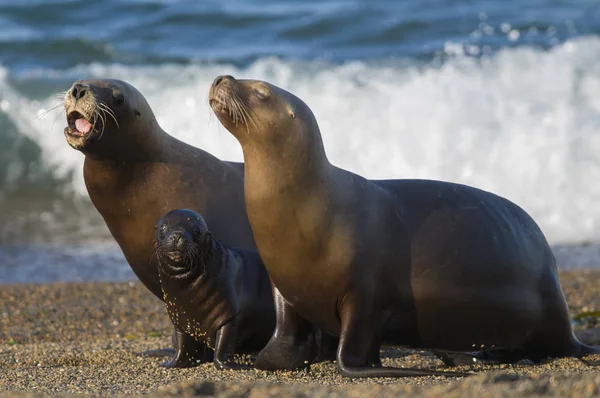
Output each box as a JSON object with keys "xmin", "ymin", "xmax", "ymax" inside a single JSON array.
[{"xmin": 75, "ymin": 118, "xmax": 92, "ymax": 133}]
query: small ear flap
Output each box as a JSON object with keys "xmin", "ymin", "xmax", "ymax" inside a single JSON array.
[
  {"xmin": 134, "ymin": 109, "xmax": 141, "ymax": 116},
  {"xmin": 290, "ymin": 112, "xmax": 296, "ymax": 119}
]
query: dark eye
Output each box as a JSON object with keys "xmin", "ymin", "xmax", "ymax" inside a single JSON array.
[
  {"xmin": 113, "ymin": 90, "xmax": 124, "ymax": 106},
  {"xmin": 157, "ymin": 223, "xmax": 168, "ymax": 239},
  {"xmin": 192, "ymin": 224, "xmax": 203, "ymax": 237}
]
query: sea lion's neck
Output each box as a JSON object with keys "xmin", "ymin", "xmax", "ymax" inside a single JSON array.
[
  {"xmin": 83, "ymin": 128, "xmax": 217, "ymax": 178},
  {"xmin": 82, "ymin": 124, "xmax": 172, "ymax": 162},
  {"xmin": 240, "ymin": 136, "xmax": 332, "ymax": 259},
  {"xmin": 242, "ymin": 137, "xmax": 329, "ymax": 200},
  {"xmin": 203, "ymin": 237, "xmax": 231, "ymax": 279}
]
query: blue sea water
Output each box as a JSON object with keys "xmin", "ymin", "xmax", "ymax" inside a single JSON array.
[{"xmin": 1, "ymin": 0, "xmax": 600, "ymax": 282}]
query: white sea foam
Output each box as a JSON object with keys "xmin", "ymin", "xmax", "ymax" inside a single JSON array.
[{"xmin": 2, "ymin": 36, "xmax": 600, "ymax": 245}]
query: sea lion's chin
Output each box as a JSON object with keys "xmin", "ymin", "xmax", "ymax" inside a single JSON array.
[
  {"xmin": 64, "ymin": 110, "xmax": 97, "ymax": 150},
  {"xmin": 159, "ymin": 256, "xmax": 189, "ymax": 275},
  {"xmin": 208, "ymin": 79, "xmax": 245, "ymax": 134},
  {"xmin": 208, "ymin": 97, "xmax": 225, "ymax": 115},
  {"xmin": 158, "ymin": 245, "xmax": 195, "ymax": 274},
  {"xmin": 208, "ymin": 97, "xmax": 233, "ymax": 126}
]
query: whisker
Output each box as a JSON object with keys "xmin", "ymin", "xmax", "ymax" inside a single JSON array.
[
  {"xmin": 234, "ymin": 93, "xmax": 254, "ymax": 135},
  {"xmin": 98, "ymin": 107, "xmax": 119, "ymax": 133},
  {"xmin": 29, "ymin": 103, "xmax": 63, "ymax": 122},
  {"xmin": 92, "ymin": 106, "xmax": 105, "ymax": 141},
  {"xmin": 232, "ymin": 95, "xmax": 249, "ymax": 134},
  {"xmin": 208, "ymin": 107, "xmax": 215, "ymax": 125},
  {"xmin": 91, "ymin": 110, "xmax": 98, "ymax": 139},
  {"xmin": 90, "ymin": 97, "xmax": 105, "ymax": 140},
  {"xmin": 98, "ymin": 101, "xmax": 119, "ymax": 128},
  {"xmin": 54, "ymin": 90, "xmax": 68, "ymax": 99},
  {"xmin": 152, "ymin": 245, "xmax": 166, "ymax": 272},
  {"xmin": 51, "ymin": 108, "xmax": 66, "ymax": 130},
  {"xmin": 206, "ymin": 95, "xmax": 216, "ymax": 125},
  {"xmin": 232, "ymin": 97, "xmax": 243, "ymax": 126},
  {"xmin": 152, "ymin": 244, "xmax": 164, "ymax": 262},
  {"xmin": 230, "ymin": 95, "xmax": 245, "ymax": 127},
  {"xmin": 235, "ymin": 92, "xmax": 261, "ymax": 135},
  {"xmin": 97, "ymin": 110, "xmax": 107, "ymax": 140}
]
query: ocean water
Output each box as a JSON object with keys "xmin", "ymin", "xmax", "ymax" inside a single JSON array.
[{"xmin": 1, "ymin": 0, "xmax": 600, "ymax": 283}]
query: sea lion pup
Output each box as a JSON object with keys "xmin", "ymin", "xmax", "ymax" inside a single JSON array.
[
  {"xmin": 154, "ymin": 209, "xmax": 276, "ymax": 370},
  {"xmin": 209, "ymin": 75, "xmax": 599, "ymax": 378},
  {"xmin": 63, "ymin": 78, "xmax": 256, "ymax": 368}
]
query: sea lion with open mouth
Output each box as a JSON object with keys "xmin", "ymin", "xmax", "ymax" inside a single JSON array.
[
  {"xmin": 209, "ymin": 74, "xmax": 599, "ymax": 378},
  {"xmin": 63, "ymin": 79, "xmax": 256, "ymax": 368}
]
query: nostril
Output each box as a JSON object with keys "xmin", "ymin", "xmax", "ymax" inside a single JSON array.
[
  {"xmin": 167, "ymin": 231, "xmax": 187, "ymax": 250},
  {"xmin": 72, "ymin": 83, "xmax": 87, "ymax": 99}
]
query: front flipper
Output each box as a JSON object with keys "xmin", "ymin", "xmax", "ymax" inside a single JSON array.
[
  {"xmin": 142, "ymin": 325, "xmax": 179, "ymax": 358},
  {"xmin": 213, "ymin": 322, "xmax": 249, "ymax": 370},
  {"xmin": 254, "ymin": 286, "xmax": 317, "ymax": 371},
  {"xmin": 161, "ymin": 329, "xmax": 213, "ymax": 368},
  {"xmin": 336, "ymin": 295, "xmax": 472, "ymax": 378},
  {"xmin": 144, "ymin": 348, "xmax": 176, "ymax": 358}
]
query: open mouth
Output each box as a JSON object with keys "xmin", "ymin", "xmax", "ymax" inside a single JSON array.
[
  {"xmin": 166, "ymin": 251, "xmax": 183, "ymax": 262},
  {"xmin": 66, "ymin": 111, "xmax": 94, "ymax": 137}
]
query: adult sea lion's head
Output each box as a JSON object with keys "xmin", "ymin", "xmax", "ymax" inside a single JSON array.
[
  {"xmin": 63, "ymin": 79, "xmax": 157, "ymax": 158},
  {"xmin": 154, "ymin": 209, "xmax": 211, "ymax": 276},
  {"xmin": 208, "ymin": 75, "xmax": 321, "ymax": 150}
]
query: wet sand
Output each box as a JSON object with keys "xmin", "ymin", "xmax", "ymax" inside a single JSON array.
[{"xmin": 2, "ymin": 270, "xmax": 600, "ymax": 397}]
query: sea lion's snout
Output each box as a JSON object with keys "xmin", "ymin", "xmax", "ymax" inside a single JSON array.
[
  {"xmin": 209, "ymin": 75, "xmax": 237, "ymax": 108},
  {"xmin": 156, "ymin": 210, "xmax": 211, "ymax": 266},
  {"xmin": 63, "ymin": 81, "xmax": 100, "ymax": 150},
  {"xmin": 209, "ymin": 74, "xmax": 258, "ymax": 135},
  {"xmin": 163, "ymin": 229, "xmax": 192, "ymax": 262},
  {"xmin": 71, "ymin": 83, "xmax": 89, "ymax": 100},
  {"xmin": 212, "ymin": 75, "xmax": 235, "ymax": 88},
  {"xmin": 166, "ymin": 230, "xmax": 190, "ymax": 250}
]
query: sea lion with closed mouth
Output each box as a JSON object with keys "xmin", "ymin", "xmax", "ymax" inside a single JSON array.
[
  {"xmin": 209, "ymin": 74, "xmax": 599, "ymax": 378},
  {"xmin": 155, "ymin": 209, "xmax": 276, "ymax": 370},
  {"xmin": 63, "ymin": 78, "xmax": 255, "ymax": 368}
]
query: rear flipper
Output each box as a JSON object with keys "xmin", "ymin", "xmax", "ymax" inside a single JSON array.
[
  {"xmin": 462, "ymin": 340, "xmax": 600, "ymax": 365},
  {"xmin": 337, "ymin": 296, "xmax": 472, "ymax": 378},
  {"xmin": 575, "ymin": 342, "xmax": 600, "ymax": 367},
  {"xmin": 461, "ymin": 349, "xmax": 541, "ymax": 364},
  {"xmin": 577, "ymin": 343, "xmax": 600, "ymax": 357}
]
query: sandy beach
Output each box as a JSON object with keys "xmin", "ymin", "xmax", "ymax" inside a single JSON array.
[{"xmin": 0, "ymin": 269, "xmax": 599, "ymax": 397}]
